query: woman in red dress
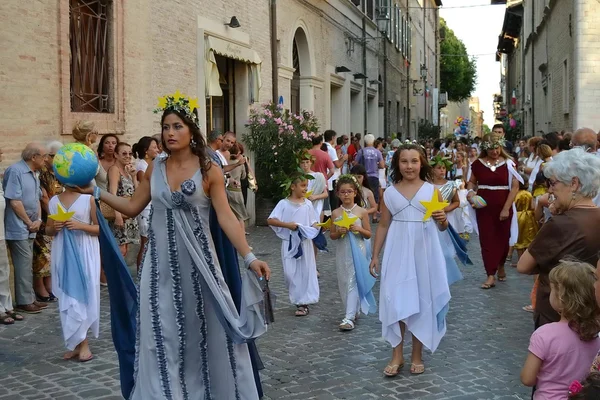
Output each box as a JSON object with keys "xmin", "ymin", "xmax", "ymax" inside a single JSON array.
[{"xmin": 467, "ymin": 134, "xmax": 520, "ymax": 289}]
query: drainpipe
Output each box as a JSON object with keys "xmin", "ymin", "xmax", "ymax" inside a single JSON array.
[
  {"xmin": 270, "ymin": 0, "xmax": 278, "ymax": 102},
  {"xmin": 383, "ymin": 35, "xmax": 389, "ymax": 139},
  {"xmin": 363, "ymin": 16, "xmax": 368, "ymax": 136},
  {"xmin": 423, "ymin": 1, "xmax": 427, "ymax": 130},
  {"xmin": 530, "ymin": 2, "xmax": 535, "ymax": 135}
]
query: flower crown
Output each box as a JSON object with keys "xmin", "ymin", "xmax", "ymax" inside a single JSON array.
[
  {"xmin": 154, "ymin": 90, "xmax": 200, "ymax": 127},
  {"xmin": 480, "ymin": 137, "xmax": 506, "ymax": 151},
  {"xmin": 429, "ymin": 154, "xmax": 453, "ymax": 169},
  {"xmin": 399, "ymin": 139, "xmax": 426, "ymax": 151},
  {"xmin": 337, "ymin": 174, "xmax": 361, "ymax": 189}
]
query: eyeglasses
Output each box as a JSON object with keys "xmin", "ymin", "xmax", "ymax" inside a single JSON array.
[
  {"xmin": 546, "ymin": 179, "xmax": 559, "ymax": 188},
  {"xmin": 120, "ymin": 152, "xmax": 133, "ymax": 156},
  {"xmin": 48, "ymin": 154, "xmax": 55, "ymax": 158},
  {"xmin": 338, "ymin": 190, "xmax": 355, "ymax": 195}
]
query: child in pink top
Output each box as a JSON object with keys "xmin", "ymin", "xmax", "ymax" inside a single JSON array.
[{"xmin": 520, "ymin": 260, "xmax": 600, "ymax": 399}]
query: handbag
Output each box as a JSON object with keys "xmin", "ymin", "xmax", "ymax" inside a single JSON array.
[
  {"xmin": 245, "ymin": 162, "xmax": 258, "ymax": 192},
  {"xmin": 100, "ymin": 196, "xmax": 133, "ymax": 221}
]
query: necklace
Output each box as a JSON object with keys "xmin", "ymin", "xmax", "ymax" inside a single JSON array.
[
  {"xmin": 483, "ymin": 158, "xmax": 502, "ymax": 172},
  {"xmin": 341, "ymin": 204, "xmax": 357, "ymax": 213}
]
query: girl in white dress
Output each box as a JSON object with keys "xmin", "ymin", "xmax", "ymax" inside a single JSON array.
[
  {"xmin": 370, "ymin": 143, "xmax": 451, "ymax": 377},
  {"xmin": 300, "ymin": 153, "xmax": 328, "ymax": 222},
  {"xmin": 46, "ymin": 188, "xmax": 100, "ymax": 362},
  {"xmin": 330, "ymin": 175, "xmax": 375, "ymax": 331},
  {"xmin": 268, "ymin": 174, "xmax": 320, "ymax": 317}
]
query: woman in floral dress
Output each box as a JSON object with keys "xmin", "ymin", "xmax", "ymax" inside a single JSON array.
[
  {"xmin": 108, "ymin": 142, "xmax": 139, "ymax": 257},
  {"xmin": 32, "ymin": 141, "xmax": 64, "ymax": 302}
]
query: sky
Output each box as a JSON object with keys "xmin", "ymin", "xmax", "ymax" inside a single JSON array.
[{"xmin": 440, "ymin": 0, "xmax": 506, "ymax": 127}]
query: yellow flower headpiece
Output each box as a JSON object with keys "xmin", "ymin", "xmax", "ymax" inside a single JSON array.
[{"xmin": 154, "ymin": 90, "xmax": 200, "ymax": 127}]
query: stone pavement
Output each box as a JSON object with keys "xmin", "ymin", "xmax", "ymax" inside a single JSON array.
[{"xmin": 0, "ymin": 227, "xmax": 534, "ymax": 400}]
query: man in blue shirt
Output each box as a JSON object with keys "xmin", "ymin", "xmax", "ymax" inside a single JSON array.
[
  {"xmin": 3, "ymin": 143, "xmax": 47, "ymax": 314},
  {"xmin": 355, "ymin": 133, "xmax": 385, "ymax": 204}
]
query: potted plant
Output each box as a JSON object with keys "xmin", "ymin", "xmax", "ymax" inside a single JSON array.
[{"xmin": 244, "ymin": 102, "xmax": 319, "ymax": 224}]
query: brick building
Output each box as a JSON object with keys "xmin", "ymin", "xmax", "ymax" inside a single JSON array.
[
  {"xmin": 495, "ymin": 0, "xmax": 600, "ymax": 135},
  {"xmin": 0, "ymin": 0, "xmax": 442, "ymax": 221}
]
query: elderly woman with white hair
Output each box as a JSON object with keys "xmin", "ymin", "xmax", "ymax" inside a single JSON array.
[
  {"xmin": 518, "ymin": 148, "xmax": 600, "ymax": 330},
  {"xmin": 32, "ymin": 140, "xmax": 64, "ymax": 302}
]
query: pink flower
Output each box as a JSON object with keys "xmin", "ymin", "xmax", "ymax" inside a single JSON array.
[
  {"xmin": 569, "ymin": 381, "xmax": 583, "ymax": 395},
  {"xmin": 264, "ymin": 110, "xmax": 273, "ymax": 118},
  {"xmin": 277, "ymin": 104, "xmax": 283, "ymax": 109},
  {"xmin": 274, "ymin": 118, "xmax": 282, "ymax": 125},
  {"xmin": 301, "ymin": 130, "xmax": 308, "ymax": 140},
  {"xmin": 287, "ymin": 125, "xmax": 294, "ymax": 130},
  {"xmin": 278, "ymin": 127, "xmax": 284, "ymax": 134},
  {"xmin": 259, "ymin": 118, "xmax": 266, "ymax": 125}
]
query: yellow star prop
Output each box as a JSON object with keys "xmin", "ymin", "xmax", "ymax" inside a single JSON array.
[
  {"xmin": 173, "ymin": 90, "xmax": 183, "ymax": 102},
  {"xmin": 419, "ymin": 189, "xmax": 449, "ymax": 221},
  {"xmin": 157, "ymin": 96, "xmax": 167, "ymax": 109},
  {"xmin": 188, "ymin": 97, "xmax": 199, "ymax": 112},
  {"xmin": 48, "ymin": 203, "xmax": 75, "ymax": 222},
  {"xmin": 316, "ymin": 218, "xmax": 332, "ymax": 230},
  {"xmin": 304, "ymin": 190, "xmax": 313, "ymax": 199},
  {"xmin": 334, "ymin": 210, "xmax": 359, "ymax": 230}
]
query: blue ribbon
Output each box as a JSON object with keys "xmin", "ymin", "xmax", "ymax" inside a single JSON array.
[
  {"xmin": 348, "ymin": 233, "xmax": 377, "ymax": 314},
  {"xmin": 58, "ymin": 229, "xmax": 89, "ymax": 305}
]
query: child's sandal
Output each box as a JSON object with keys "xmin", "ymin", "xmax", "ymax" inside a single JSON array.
[
  {"xmin": 295, "ymin": 305, "xmax": 309, "ymax": 317},
  {"xmin": 410, "ymin": 363, "xmax": 425, "ymax": 375},
  {"xmin": 339, "ymin": 318, "xmax": 355, "ymax": 331}
]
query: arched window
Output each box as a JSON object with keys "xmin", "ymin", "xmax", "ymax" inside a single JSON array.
[{"xmin": 291, "ymin": 39, "xmax": 300, "ymax": 115}]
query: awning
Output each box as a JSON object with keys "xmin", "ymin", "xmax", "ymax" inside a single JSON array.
[{"xmin": 205, "ymin": 36, "xmax": 262, "ymax": 101}]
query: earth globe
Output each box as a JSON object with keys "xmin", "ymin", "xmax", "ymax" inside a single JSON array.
[{"xmin": 53, "ymin": 142, "xmax": 99, "ymax": 187}]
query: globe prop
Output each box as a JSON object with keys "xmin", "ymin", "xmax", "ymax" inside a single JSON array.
[{"xmin": 53, "ymin": 143, "xmax": 99, "ymax": 187}]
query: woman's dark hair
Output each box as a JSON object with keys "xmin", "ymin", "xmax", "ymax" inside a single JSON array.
[
  {"xmin": 335, "ymin": 175, "xmax": 364, "ymax": 208},
  {"xmin": 132, "ymin": 136, "xmax": 159, "ymax": 159},
  {"xmin": 350, "ymin": 164, "xmax": 373, "ymax": 193},
  {"xmin": 229, "ymin": 143, "xmax": 240, "ymax": 157},
  {"xmin": 390, "ymin": 144, "xmax": 433, "ymax": 183},
  {"xmin": 160, "ymin": 109, "xmax": 211, "ymax": 174},
  {"xmin": 97, "ymin": 134, "xmax": 119, "ymax": 159}
]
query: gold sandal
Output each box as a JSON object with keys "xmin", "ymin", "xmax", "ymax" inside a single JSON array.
[
  {"xmin": 410, "ymin": 363, "xmax": 425, "ymax": 374},
  {"xmin": 383, "ymin": 362, "xmax": 404, "ymax": 377}
]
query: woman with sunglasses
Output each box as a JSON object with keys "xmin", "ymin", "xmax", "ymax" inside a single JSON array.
[
  {"xmin": 107, "ymin": 142, "xmax": 139, "ymax": 258},
  {"xmin": 518, "ymin": 148, "xmax": 600, "ymax": 330}
]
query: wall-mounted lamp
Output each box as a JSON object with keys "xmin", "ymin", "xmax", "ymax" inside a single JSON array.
[
  {"xmin": 353, "ymin": 73, "xmax": 368, "ymax": 79},
  {"xmin": 335, "ymin": 66, "xmax": 351, "ymax": 73},
  {"xmin": 420, "ymin": 64, "xmax": 428, "ymax": 80},
  {"xmin": 225, "ymin": 16, "xmax": 241, "ymax": 28}
]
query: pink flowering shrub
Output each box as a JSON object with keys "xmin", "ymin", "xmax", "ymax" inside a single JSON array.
[{"xmin": 244, "ymin": 102, "xmax": 320, "ymax": 200}]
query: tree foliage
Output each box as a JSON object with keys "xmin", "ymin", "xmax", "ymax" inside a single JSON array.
[
  {"xmin": 440, "ymin": 19, "xmax": 477, "ymax": 102},
  {"xmin": 482, "ymin": 124, "xmax": 491, "ymax": 135}
]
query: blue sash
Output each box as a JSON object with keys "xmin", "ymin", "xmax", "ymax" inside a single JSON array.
[
  {"xmin": 348, "ymin": 234, "xmax": 377, "ymax": 314},
  {"xmin": 57, "ymin": 229, "xmax": 89, "ymax": 305}
]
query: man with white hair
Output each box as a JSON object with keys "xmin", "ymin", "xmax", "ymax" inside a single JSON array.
[
  {"xmin": 2, "ymin": 142, "xmax": 48, "ymax": 314},
  {"xmin": 355, "ymin": 133, "xmax": 385, "ymax": 206}
]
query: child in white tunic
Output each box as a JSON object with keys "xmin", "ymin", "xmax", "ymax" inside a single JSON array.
[
  {"xmin": 330, "ymin": 175, "xmax": 375, "ymax": 331},
  {"xmin": 300, "ymin": 154, "xmax": 328, "ymax": 222},
  {"xmin": 370, "ymin": 144, "xmax": 451, "ymax": 377},
  {"xmin": 46, "ymin": 189, "xmax": 100, "ymax": 362},
  {"xmin": 268, "ymin": 174, "xmax": 320, "ymax": 317}
]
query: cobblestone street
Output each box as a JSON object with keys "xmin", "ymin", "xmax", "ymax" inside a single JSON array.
[{"xmin": 0, "ymin": 227, "xmax": 533, "ymax": 400}]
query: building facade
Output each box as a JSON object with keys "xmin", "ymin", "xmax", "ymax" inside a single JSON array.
[
  {"xmin": 1, "ymin": 0, "xmax": 442, "ymax": 220},
  {"xmin": 495, "ymin": 0, "xmax": 600, "ymax": 135}
]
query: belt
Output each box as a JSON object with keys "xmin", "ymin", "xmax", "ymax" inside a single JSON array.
[
  {"xmin": 478, "ymin": 185, "xmax": 509, "ymax": 190},
  {"xmin": 227, "ymin": 187, "xmax": 242, "ymax": 192}
]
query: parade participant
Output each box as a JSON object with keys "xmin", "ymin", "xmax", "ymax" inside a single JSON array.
[
  {"xmin": 567, "ymin": 373, "xmax": 600, "ymax": 399},
  {"xmin": 467, "ymin": 134, "xmax": 521, "ymax": 289},
  {"xmin": 268, "ymin": 172, "xmax": 320, "ymax": 317},
  {"xmin": 517, "ymin": 148, "xmax": 600, "ymax": 330},
  {"xmin": 46, "ymin": 186, "xmax": 100, "ymax": 362},
  {"xmin": 350, "ymin": 165, "xmax": 378, "ymax": 218},
  {"xmin": 430, "ymin": 155, "xmax": 469, "ymax": 282},
  {"xmin": 513, "ymin": 174, "xmax": 539, "ymax": 312},
  {"xmin": 80, "ymin": 91, "xmax": 270, "ymax": 399},
  {"xmin": 132, "ymin": 136, "xmax": 160, "ymax": 272},
  {"xmin": 299, "ymin": 152, "xmax": 328, "ymax": 222},
  {"xmin": 370, "ymin": 143, "xmax": 451, "ymax": 376},
  {"xmin": 520, "ymin": 261, "xmax": 600, "ymax": 399},
  {"xmin": 330, "ymin": 175, "xmax": 375, "ymax": 331}
]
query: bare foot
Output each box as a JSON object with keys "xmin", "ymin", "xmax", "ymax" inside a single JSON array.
[
  {"xmin": 78, "ymin": 350, "xmax": 93, "ymax": 362},
  {"xmin": 63, "ymin": 350, "xmax": 79, "ymax": 360}
]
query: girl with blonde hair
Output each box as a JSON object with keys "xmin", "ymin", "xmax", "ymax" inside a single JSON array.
[{"xmin": 521, "ymin": 261, "xmax": 600, "ymax": 398}]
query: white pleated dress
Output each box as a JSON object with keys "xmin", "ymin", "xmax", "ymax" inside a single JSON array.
[
  {"xmin": 50, "ymin": 195, "xmax": 100, "ymax": 351},
  {"xmin": 379, "ymin": 183, "xmax": 451, "ymax": 352}
]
